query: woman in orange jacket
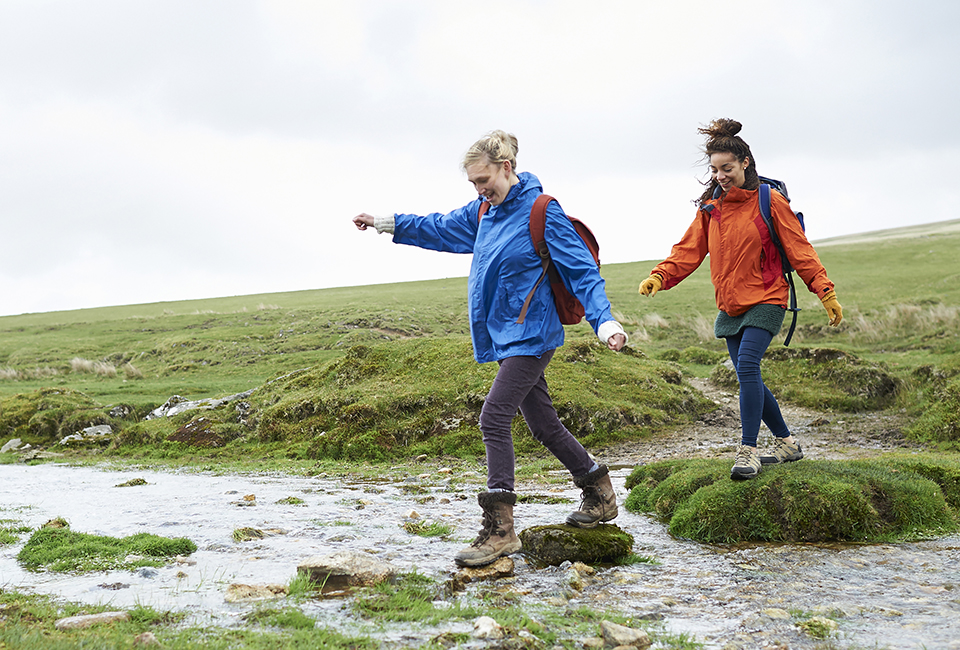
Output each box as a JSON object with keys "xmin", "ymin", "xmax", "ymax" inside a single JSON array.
[{"xmin": 638, "ymin": 118, "xmax": 843, "ymax": 480}]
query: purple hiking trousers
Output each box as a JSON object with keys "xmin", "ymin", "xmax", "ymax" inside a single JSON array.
[{"xmin": 479, "ymin": 350, "xmax": 594, "ymax": 491}]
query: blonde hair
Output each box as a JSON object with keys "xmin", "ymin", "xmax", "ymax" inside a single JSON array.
[{"xmin": 461, "ymin": 130, "xmax": 518, "ymax": 173}]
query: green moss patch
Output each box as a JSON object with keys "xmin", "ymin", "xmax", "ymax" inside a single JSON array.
[
  {"xmin": 907, "ymin": 374, "xmax": 960, "ymax": 448},
  {"xmin": 518, "ymin": 524, "xmax": 634, "ymax": 566},
  {"xmin": 0, "ymin": 388, "xmax": 113, "ymax": 446},
  {"xmin": 624, "ymin": 455, "xmax": 960, "ymax": 543},
  {"xmin": 17, "ymin": 523, "xmax": 197, "ymax": 573},
  {"xmin": 711, "ymin": 347, "xmax": 901, "ymax": 412}
]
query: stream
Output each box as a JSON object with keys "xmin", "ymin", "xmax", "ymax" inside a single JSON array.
[{"xmin": 1, "ymin": 462, "xmax": 958, "ymax": 649}]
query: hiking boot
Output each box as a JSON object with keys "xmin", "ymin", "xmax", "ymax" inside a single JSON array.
[
  {"xmin": 566, "ymin": 464, "xmax": 618, "ymax": 528},
  {"xmin": 731, "ymin": 445, "xmax": 762, "ymax": 480},
  {"xmin": 454, "ymin": 491, "xmax": 522, "ymax": 567},
  {"xmin": 760, "ymin": 438, "xmax": 804, "ymax": 465}
]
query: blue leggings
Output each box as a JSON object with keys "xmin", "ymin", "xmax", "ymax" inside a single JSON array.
[{"xmin": 725, "ymin": 327, "xmax": 790, "ymax": 447}]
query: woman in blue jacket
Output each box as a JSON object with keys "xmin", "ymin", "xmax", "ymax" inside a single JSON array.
[{"xmin": 353, "ymin": 130, "xmax": 627, "ymax": 567}]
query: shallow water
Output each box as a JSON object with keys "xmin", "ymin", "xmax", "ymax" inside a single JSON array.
[{"xmin": 1, "ymin": 462, "xmax": 958, "ymax": 649}]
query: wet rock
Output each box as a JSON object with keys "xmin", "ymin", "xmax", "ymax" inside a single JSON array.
[
  {"xmin": 473, "ymin": 615, "xmax": 505, "ymax": 640},
  {"xmin": 519, "ymin": 524, "xmax": 634, "ymax": 566},
  {"xmin": 762, "ymin": 607, "xmax": 791, "ymax": 619},
  {"xmin": 59, "ymin": 424, "xmax": 113, "ymax": 446},
  {"xmin": 565, "ymin": 561, "xmax": 597, "ymax": 591},
  {"xmin": 136, "ymin": 568, "xmax": 159, "ymax": 579},
  {"xmin": 599, "ymin": 620, "xmax": 651, "ymax": 649},
  {"xmin": 55, "ymin": 611, "xmax": 130, "ymax": 630},
  {"xmin": 447, "ymin": 556, "xmax": 515, "ymax": 592},
  {"xmin": 298, "ymin": 550, "xmax": 398, "ymax": 592},
  {"xmin": 224, "ymin": 583, "xmax": 288, "ymax": 603},
  {"xmin": 1, "ymin": 438, "xmax": 22, "ymax": 453}
]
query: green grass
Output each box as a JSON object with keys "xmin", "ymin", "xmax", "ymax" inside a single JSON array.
[
  {"xmin": 17, "ymin": 523, "xmax": 198, "ymax": 573},
  {"xmin": 400, "ymin": 520, "xmax": 455, "ymax": 538},
  {"xmin": 623, "ymin": 453, "xmax": 960, "ymax": 543},
  {"xmin": 0, "ymin": 518, "xmax": 32, "ymax": 546}
]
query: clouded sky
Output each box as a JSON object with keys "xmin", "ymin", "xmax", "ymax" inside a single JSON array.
[{"xmin": 1, "ymin": 0, "xmax": 957, "ymax": 317}]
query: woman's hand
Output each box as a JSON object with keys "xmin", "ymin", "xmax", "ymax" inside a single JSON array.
[
  {"xmin": 607, "ymin": 333, "xmax": 626, "ymax": 352},
  {"xmin": 638, "ymin": 275, "xmax": 663, "ymax": 297},
  {"xmin": 353, "ymin": 213, "xmax": 375, "ymax": 231},
  {"xmin": 820, "ymin": 290, "xmax": 843, "ymax": 326}
]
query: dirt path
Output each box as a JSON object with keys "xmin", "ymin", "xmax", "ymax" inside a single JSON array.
[{"xmin": 592, "ymin": 377, "xmax": 919, "ymax": 468}]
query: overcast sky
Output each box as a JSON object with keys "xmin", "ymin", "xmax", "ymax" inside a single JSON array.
[{"xmin": 1, "ymin": 0, "xmax": 957, "ymax": 317}]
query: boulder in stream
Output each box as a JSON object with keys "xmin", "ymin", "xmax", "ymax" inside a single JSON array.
[
  {"xmin": 519, "ymin": 523, "xmax": 633, "ymax": 566},
  {"xmin": 297, "ymin": 550, "xmax": 398, "ymax": 592},
  {"xmin": 600, "ymin": 619, "xmax": 652, "ymax": 648},
  {"xmin": 224, "ymin": 583, "xmax": 288, "ymax": 603},
  {"xmin": 446, "ymin": 556, "xmax": 514, "ymax": 592}
]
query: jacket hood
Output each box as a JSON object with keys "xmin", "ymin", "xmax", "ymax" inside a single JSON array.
[{"xmin": 486, "ymin": 172, "xmax": 542, "ymax": 217}]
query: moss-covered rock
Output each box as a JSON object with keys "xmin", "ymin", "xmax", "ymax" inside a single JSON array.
[
  {"xmin": 625, "ymin": 455, "xmax": 960, "ymax": 543},
  {"xmin": 518, "ymin": 524, "xmax": 634, "ymax": 566},
  {"xmin": 0, "ymin": 388, "xmax": 111, "ymax": 445}
]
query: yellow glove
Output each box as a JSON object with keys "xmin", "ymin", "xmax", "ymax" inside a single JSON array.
[
  {"xmin": 820, "ymin": 289, "xmax": 843, "ymax": 327},
  {"xmin": 638, "ymin": 274, "xmax": 663, "ymax": 297}
]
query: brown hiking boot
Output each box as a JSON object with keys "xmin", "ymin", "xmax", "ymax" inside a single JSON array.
[
  {"xmin": 566, "ymin": 464, "xmax": 618, "ymax": 528},
  {"xmin": 454, "ymin": 491, "xmax": 522, "ymax": 567}
]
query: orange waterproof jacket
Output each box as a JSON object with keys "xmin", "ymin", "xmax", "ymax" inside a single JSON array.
[{"xmin": 651, "ymin": 185, "xmax": 834, "ymax": 317}]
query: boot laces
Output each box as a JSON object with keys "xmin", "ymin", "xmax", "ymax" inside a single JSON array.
[
  {"xmin": 470, "ymin": 510, "xmax": 497, "ymax": 547},
  {"xmin": 578, "ymin": 485, "xmax": 601, "ymax": 512}
]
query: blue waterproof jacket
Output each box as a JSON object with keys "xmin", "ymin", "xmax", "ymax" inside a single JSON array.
[{"xmin": 393, "ymin": 172, "xmax": 616, "ymax": 363}]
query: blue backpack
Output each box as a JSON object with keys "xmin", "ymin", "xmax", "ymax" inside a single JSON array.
[
  {"xmin": 758, "ymin": 176, "xmax": 805, "ymax": 346},
  {"xmin": 711, "ymin": 176, "xmax": 805, "ymax": 346}
]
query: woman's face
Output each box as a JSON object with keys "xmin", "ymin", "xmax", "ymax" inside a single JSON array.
[
  {"xmin": 709, "ymin": 152, "xmax": 749, "ymax": 193},
  {"xmin": 466, "ymin": 160, "xmax": 514, "ymax": 206}
]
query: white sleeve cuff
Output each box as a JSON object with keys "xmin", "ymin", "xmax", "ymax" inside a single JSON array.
[
  {"xmin": 597, "ymin": 320, "xmax": 627, "ymax": 346},
  {"xmin": 374, "ymin": 215, "xmax": 395, "ymax": 234}
]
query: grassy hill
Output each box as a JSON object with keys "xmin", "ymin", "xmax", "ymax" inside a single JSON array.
[{"xmin": 1, "ymin": 219, "xmax": 958, "ymax": 459}]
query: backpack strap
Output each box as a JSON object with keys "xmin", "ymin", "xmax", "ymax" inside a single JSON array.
[
  {"xmin": 759, "ymin": 184, "xmax": 800, "ymax": 346},
  {"xmin": 477, "ymin": 201, "xmax": 490, "ymax": 222},
  {"xmin": 516, "ymin": 195, "xmax": 554, "ymax": 324}
]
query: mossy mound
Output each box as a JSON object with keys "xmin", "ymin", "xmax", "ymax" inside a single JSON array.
[
  {"xmin": 624, "ymin": 455, "xmax": 960, "ymax": 543},
  {"xmin": 0, "ymin": 388, "xmax": 113, "ymax": 445},
  {"xmin": 518, "ymin": 524, "xmax": 634, "ymax": 566},
  {"xmin": 248, "ymin": 336, "xmax": 714, "ymax": 462},
  {"xmin": 907, "ymin": 373, "xmax": 960, "ymax": 448},
  {"xmin": 711, "ymin": 347, "xmax": 901, "ymax": 412},
  {"xmin": 17, "ymin": 523, "xmax": 197, "ymax": 573}
]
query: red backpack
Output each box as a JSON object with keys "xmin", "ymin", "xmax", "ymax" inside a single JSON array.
[{"xmin": 478, "ymin": 194, "xmax": 600, "ymax": 325}]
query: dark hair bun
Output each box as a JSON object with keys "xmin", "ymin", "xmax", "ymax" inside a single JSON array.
[{"xmin": 698, "ymin": 118, "xmax": 742, "ymax": 139}]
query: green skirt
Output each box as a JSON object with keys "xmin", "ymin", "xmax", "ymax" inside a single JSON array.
[{"xmin": 714, "ymin": 304, "xmax": 786, "ymax": 339}]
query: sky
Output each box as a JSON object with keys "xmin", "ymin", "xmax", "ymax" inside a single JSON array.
[{"xmin": 1, "ymin": 0, "xmax": 958, "ymax": 317}]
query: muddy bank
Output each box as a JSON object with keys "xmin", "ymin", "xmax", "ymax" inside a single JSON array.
[{"xmin": 1, "ymin": 459, "xmax": 958, "ymax": 649}]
